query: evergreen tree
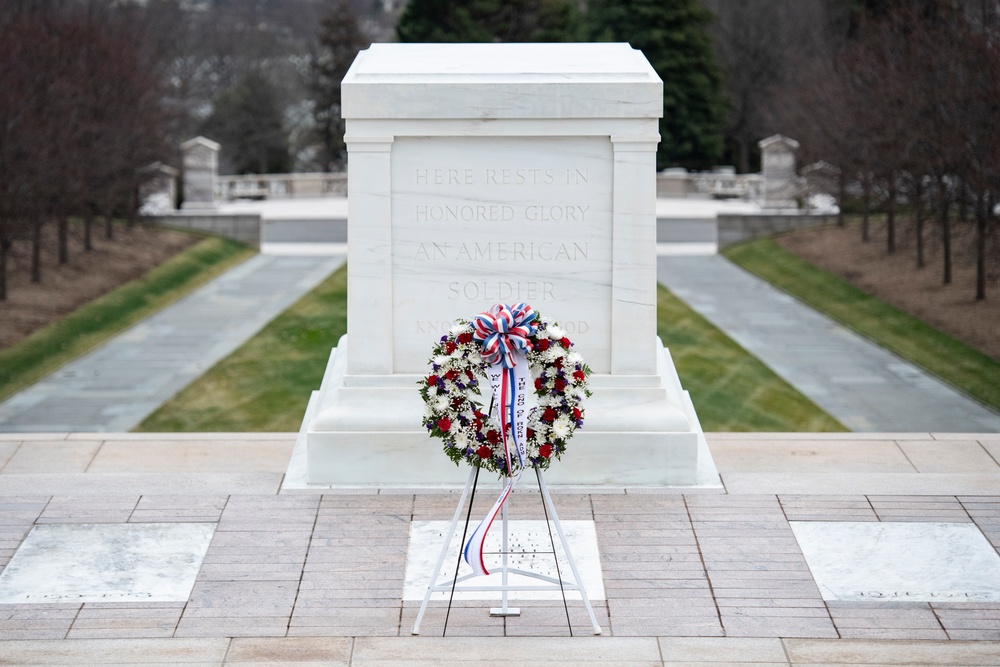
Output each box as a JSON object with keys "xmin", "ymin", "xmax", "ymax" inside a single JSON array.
[
  {"xmin": 397, "ymin": 0, "xmax": 580, "ymax": 43},
  {"xmin": 587, "ymin": 0, "xmax": 726, "ymax": 170},
  {"xmin": 201, "ymin": 70, "xmax": 292, "ymax": 175},
  {"xmin": 309, "ymin": 3, "xmax": 369, "ymax": 171}
]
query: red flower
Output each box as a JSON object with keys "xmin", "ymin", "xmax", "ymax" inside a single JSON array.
[
  {"xmin": 553, "ymin": 357, "xmax": 563, "ymax": 369},
  {"xmin": 472, "ymin": 418, "xmax": 482, "ymax": 432},
  {"xmin": 526, "ymin": 428, "xmax": 534, "ymax": 439},
  {"xmin": 437, "ymin": 417, "xmax": 451, "ymax": 432},
  {"xmin": 476, "ymin": 445, "xmax": 492, "ymax": 459},
  {"xmin": 554, "ymin": 378, "xmax": 567, "ymax": 392},
  {"xmin": 534, "ymin": 377, "xmax": 543, "ymax": 391},
  {"xmin": 542, "ymin": 407, "xmax": 557, "ymax": 423},
  {"xmin": 465, "ymin": 369, "xmax": 475, "ymax": 380},
  {"xmin": 451, "ymin": 397, "xmax": 464, "ymax": 408},
  {"xmin": 572, "ymin": 407, "xmax": 582, "ymax": 420},
  {"xmin": 559, "ymin": 337, "xmax": 572, "ymax": 348},
  {"xmin": 458, "ymin": 332, "xmax": 473, "ymax": 344},
  {"xmin": 536, "ymin": 339, "xmax": 550, "ymax": 351},
  {"xmin": 445, "ymin": 369, "xmax": 458, "ymax": 381},
  {"xmin": 445, "ymin": 341, "xmax": 457, "ymax": 354},
  {"xmin": 486, "ymin": 430, "xmax": 500, "ymax": 444},
  {"xmin": 426, "ymin": 375, "xmax": 438, "ymax": 386},
  {"xmin": 573, "ymin": 369, "xmax": 586, "ymax": 382},
  {"xmin": 539, "ymin": 444, "xmax": 553, "ymax": 458}
]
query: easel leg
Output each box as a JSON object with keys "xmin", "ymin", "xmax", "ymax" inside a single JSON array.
[
  {"xmin": 536, "ymin": 468, "xmax": 603, "ymax": 635},
  {"xmin": 411, "ymin": 467, "xmax": 478, "ymax": 635}
]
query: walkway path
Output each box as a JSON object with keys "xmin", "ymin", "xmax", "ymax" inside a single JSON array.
[
  {"xmin": 0, "ymin": 254, "xmax": 345, "ymax": 432},
  {"xmin": 657, "ymin": 254, "xmax": 1000, "ymax": 432}
]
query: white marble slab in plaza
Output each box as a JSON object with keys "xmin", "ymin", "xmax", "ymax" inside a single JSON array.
[
  {"xmin": 791, "ymin": 521, "xmax": 1000, "ymax": 602},
  {"xmin": 404, "ymin": 520, "xmax": 604, "ymax": 601},
  {"xmin": 301, "ymin": 43, "xmax": 718, "ymax": 487},
  {"xmin": 0, "ymin": 523, "xmax": 215, "ymax": 603}
]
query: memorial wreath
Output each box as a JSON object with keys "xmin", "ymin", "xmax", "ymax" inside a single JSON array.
[{"xmin": 419, "ymin": 303, "xmax": 592, "ymax": 476}]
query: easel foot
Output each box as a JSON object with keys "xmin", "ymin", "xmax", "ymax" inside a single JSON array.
[{"xmin": 489, "ymin": 607, "xmax": 521, "ymax": 616}]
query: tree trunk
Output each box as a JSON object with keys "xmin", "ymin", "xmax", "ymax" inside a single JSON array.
[
  {"xmin": 915, "ymin": 178, "xmax": 925, "ymax": 269},
  {"xmin": 837, "ymin": 170, "xmax": 846, "ymax": 227},
  {"xmin": 58, "ymin": 216, "xmax": 69, "ymax": 264},
  {"xmin": 127, "ymin": 187, "xmax": 138, "ymax": 228},
  {"xmin": 0, "ymin": 238, "xmax": 9, "ymax": 301},
  {"xmin": 939, "ymin": 176, "xmax": 952, "ymax": 285},
  {"xmin": 738, "ymin": 139, "xmax": 750, "ymax": 175},
  {"xmin": 886, "ymin": 176, "xmax": 896, "ymax": 254},
  {"xmin": 976, "ymin": 191, "xmax": 986, "ymax": 300},
  {"xmin": 862, "ymin": 175, "xmax": 871, "ymax": 242},
  {"xmin": 105, "ymin": 215, "xmax": 114, "ymax": 240},
  {"xmin": 84, "ymin": 211, "xmax": 93, "ymax": 251},
  {"xmin": 31, "ymin": 219, "xmax": 42, "ymax": 284}
]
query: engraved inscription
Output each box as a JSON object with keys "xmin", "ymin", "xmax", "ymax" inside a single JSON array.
[
  {"xmin": 414, "ymin": 242, "xmax": 589, "ymax": 262},
  {"xmin": 390, "ymin": 136, "xmax": 614, "ymax": 373},
  {"xmin": 448, "ymin": 281, "xmax": 555, "ymax": 301}
]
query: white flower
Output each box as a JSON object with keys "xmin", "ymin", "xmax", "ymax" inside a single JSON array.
[
  {"xmin": 568, "ymin": 352, "xmax": 582, "ymax": 364},
  {"xmin": 433, "ymin": 355, "xmax": 449, "ymax": 366},
  {"xmin": 435, "ymin": 395, "xmax": 450, "ymax": 411},
  {"xmin": 454, "ymin": 432, "xmax": 469, "ymax": 449},
  {"xmin": 553, "ymin": 416, "xmax": 572, "ymax": 439},
  {"xmin": 548, "ymin": 325, "xmax": 565, "ymax": 339},
  {"xmin": 450, "ymin": 323, "xmax": 468, "ymax": 336}
]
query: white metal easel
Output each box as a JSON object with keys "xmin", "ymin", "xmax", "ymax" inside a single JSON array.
[{"xmin": 411, "ymin": 466, "xmax": 602, "ymax": 636}]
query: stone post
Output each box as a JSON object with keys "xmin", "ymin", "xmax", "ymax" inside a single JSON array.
[
  {"xmin": 758, "ymin": 134, "xmax": 800, "ymax": 209},
  {"xmin": 180, "ymin": 136, "xmax": 220, "ymax": 211}
]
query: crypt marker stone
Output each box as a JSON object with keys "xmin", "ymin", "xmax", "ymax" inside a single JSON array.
[{"xmin": 302, "ymin": 43, "xmax": 717, "ymax": 486}]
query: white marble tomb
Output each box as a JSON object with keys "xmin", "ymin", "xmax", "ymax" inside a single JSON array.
[
  {"xmin": 300, "ymin": 43, "xmax": 718, "ymax": 487},
  {"xmin": 790, "ymin": 521, "xmax": 1000, "ymax": 602}
]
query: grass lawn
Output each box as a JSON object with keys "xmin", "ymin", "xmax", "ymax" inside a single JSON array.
[
  {"xmin": 138, "ymin": 263, "xmax": 845, "ymax": 432},
  {"xmin": 656, "ymin": 284, "xmax": 846, "ymax": 432},
  {"xmin": 136, "ymin": 262, "xmax": 348, "ymax": 432},
  {"xmin": 0, "ymin": 236, "xmax": 252, "ymax": 403},
  {"xmin": 723, "ymin": 238, "xmax": 1000, "ymax": 413}
]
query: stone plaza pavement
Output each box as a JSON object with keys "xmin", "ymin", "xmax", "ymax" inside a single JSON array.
[{"xmin": 0, "ymin": 431, "xmax": 998, "ymax": 665}]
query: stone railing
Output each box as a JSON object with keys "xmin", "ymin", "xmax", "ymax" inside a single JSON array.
[
  {"xmin": 215, "ymin": 169, "xmax": 764, "ymax": 202},
  {"xmin": 656, "ymin": 168, "xmax": 763, "ymax": 200},
  {"xmin": 215, "ymin": 172, "xmax": 347, "ymax": 200}
]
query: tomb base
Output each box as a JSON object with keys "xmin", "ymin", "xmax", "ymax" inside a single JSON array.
[{"xmin": 299, "ymin": 335, "xmax": 719, "ymax": 487}]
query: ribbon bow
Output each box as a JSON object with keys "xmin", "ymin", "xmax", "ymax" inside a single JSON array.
[{"xmin": 472, "ymin": 303, "xmax": 537, "ymax": 368}]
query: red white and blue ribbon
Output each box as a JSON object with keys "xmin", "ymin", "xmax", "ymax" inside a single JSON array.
[{"xmin": 463, "ymin": 303, "xmax": 536, "ymax": 577}]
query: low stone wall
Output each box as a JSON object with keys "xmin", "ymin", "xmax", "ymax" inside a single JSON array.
[
  {"xmin": 717, "ymin": 213, "xmax": 835, "ymax": 248},
  {"xmin": 145, "ymin": 213, "xmax": 261, "ymax": 247}
]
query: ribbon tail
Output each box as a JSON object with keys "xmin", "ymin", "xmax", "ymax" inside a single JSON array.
[
  {"xmin": 463, "ymin": 478, "xmax": 513, "ymax": 577},
  {"xmin": 463, "ymin": 349, "xmax": 530, "ymax": 577},
  {"xmin": 462, "ymin": 469, "xmax": 523, "ymax": 577}
]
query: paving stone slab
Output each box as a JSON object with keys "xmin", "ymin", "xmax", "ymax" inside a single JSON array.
[
  {"xmin": 659, "ymin": 637, "xmax": 788, "ymax": 662},
  {"xmin": 0, "ymin": 473, "xmax": 284, "ymax": 496},
  {"xmin": 783, "ymin": 638, "xmax": 1000, "ymax": 664},
  {"xmin": 723, "ymin": 473, "xmax": 1000, "ymax": 496},
  {"xmin": 0, "ymin": 637, "xmax": 230, "ymax": 664},
  {"xmin": 352, "ymin": 637, "xmax": 661, "ymax": 662}
]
